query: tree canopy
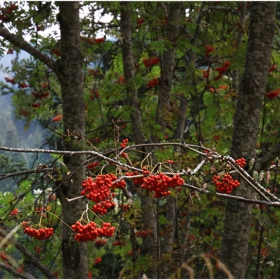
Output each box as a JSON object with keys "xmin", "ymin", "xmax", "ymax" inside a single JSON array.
[{"xmin": 0, "ymin": 1, "xmax": 280, "ymax": 279}]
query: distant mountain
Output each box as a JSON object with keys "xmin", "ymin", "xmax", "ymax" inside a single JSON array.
[{"xmin": 0, "ymin": 52, "xmax": 52, "ymax": 171}]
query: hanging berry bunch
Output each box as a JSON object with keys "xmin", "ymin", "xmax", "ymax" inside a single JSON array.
[
  {"xmin": 214, "ymin": 62, "xmax": 231, "ymax": 80},
  {"xmin": 80, "ymin": 174, "xmax": 126, "ymax": 215},
  {"xmin": 235, "ymin": 158, "xmax": 246, "ymax": 168},
  {"xmin": 71, "ymin": 221, "xmax": 115, "ymax": 242},
  {"xmin": 212, "ymin": 174, "xmax": 240, "ymax": 194},
  {"xmin": 143, "ymin": 57, "xmax": 160, "ymax": 67},
  {"xmin": 146, "ymin": 78, "xmax": 159, "ymax": 88},
  {"xmin": 141, "ymin": 173, "xmax": 184, "ymax": 198},
  {"xmin": 205, "ymin": 45, "xmax": 214, "ymax": 57},
  {"xmin": 24, "ymin": 227, "xmax": 54, "ymax": 240}
]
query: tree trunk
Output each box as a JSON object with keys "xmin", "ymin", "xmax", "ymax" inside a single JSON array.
[
  {"xmin": 156, "ymin": 2, "xmax": 182, "ymax": 133},
  {"xmin": 219, "ymin": 2, "xmax": 277, "ymax": 278},
  {"xmin": 120, "ymin": 3, "xmax": 157, "ymax": 278},
  {"xmin": 56, "ymin": 3, "xmax": 88, "ymax": 278}
]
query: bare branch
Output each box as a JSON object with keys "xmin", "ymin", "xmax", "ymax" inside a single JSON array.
[
  {"xmin": 0, "ymin": 168, "xmax": 52, "ymax": 181},
  {"xmin": 0, "ymin": 263, "xmax": 35, "ymax": 279},
  {"xmin": 0, "ymin": 26, "xmax": 57, "ymax": 72}
]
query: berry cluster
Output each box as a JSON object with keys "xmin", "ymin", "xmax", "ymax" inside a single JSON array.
[
  {"xmin": 18, "ymin": 83, "xmax": 29, "ymax": 88},
  {"xmin": 92, "ymin": 199, "xmax": 116, "ymax": 215},
  {"xmin": 32, "ymin": 103, "xmax": 41, "ymax": 108},
  {"xmin": 0, "ymin": 4, "xmax": 18, "ymax": 22},
  {"xmin": 32, "ymin": 91, "xmax": 50, "ymax": 99},
  {"xmin": 235, "ymin": 158, "xmax": 246, "ymax": 168},
  {"xmin": 214, "ymin": 62, "xmax": 230, "ymax": 80},
  {"xmin": 136, "ymin": 230, "xmax": 153, "ymax": 238},
  {"xmin": 34, "ymin": 246, "xmax": 42, "ymax": 253},
  {"xmin": 212, "ymin": 174, "xmax": 240, "ymax": 194},
  {"xmin": 136, "ymin": 18, "xmax": 145, "ymax": 27},
  {"xmin": 125, "ymin": 167, "xmax": 150, "ymax": 185},
  {"xmin": 71, "ymin": 221, "xmax": 115, "ymax": 242},
  {"xmin": 116, "ymin": 76, "xmax": 125, "ymax": 84},
  {"xmin": 51, "ymin": 46, "xmax": 61, "ymax": 56},
  {"xmin": 141, "ymin": 173, "xmax": 184, "ymax": 198},
  {"xmin": 120, "ymin": 138, "xmax": 128, "ymax": 148},
  {"xmin": 118, "ymin": 204, "xmax": 131, "ymax": 212},
  {"xmin": 4, "ymin": 77, "xmax": 15, "ymax": 84},
  {"xmin": 89, "ymin": 89, "xmax": 100, "ymax": 100},
  {"xmin": 146, "ymin": 78, "xmax": 159, "ymax": 88},
  {"xmin": 94, "ymin": 238, "xmax": 107, "ymax": 246},
  {"xmin": 85, "ymin": 37, "xmax": 105, "ymax": 45},
  {"xmin": 94, "ymin": 257, "xmax": 102, "ymax": 265},
  {"xmin": 202, "ymin": 70, "xmax": 210, "ymax": 79},
  {"xmin": 52, "ymin": 114, "xmax": 63, "ymax": 122},
  {"xmin": 205, "ymin": 45, "xmax": 214, "ymax": 57},
  {"xmin": 81, "ymin": 174, "xmax": 125, "ymax": 215},
  {"xmin": 87, "ymin": 162, "xmax": 100, "ymax": 169},
  {"xmin": 121, "ymin": 152, "xmax": 128, "ymax": 159},
  {"xmin": 10, "ymin": 208, "xmax": 19, "ymax": 215},
  {"xmin": 112, "ymin": 240, "xmax": 126, "ymax": 246},
  {"xmin": 143, "ymin": 57, "xmax": 160, "ymax": 67},
  {"xmin": 269, "ymin": 65, "xmax": 277, "ymax": 72},
  {"xmin": 88, "ymin": 69, "xmax": 99, "ymax": 76},
  {"xmin": 266, "ymin": 88, "xmax": 280, "ymax": 99},
  {"xmin": 24, "ymin": 227, "xmax": 54, "ymax": 240}
]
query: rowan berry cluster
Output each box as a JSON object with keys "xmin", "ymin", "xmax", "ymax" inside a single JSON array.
[
  {"xmin": 92, "ymin": 199, "xmax": 116, "ymax": 215},
  {"xmin": 112, "ymin": 240, "xmax": 126, "ymax": 246},
  {"xmin": 94, "ymin": 238, "xmax": 107, "ymax": 246},
  {"xmin": 4, "ymin": 77, "xmax": 15, "ymax": 84},
  {"xmin": 146, "ymin": 78, "xmax": 159, "ymax": 88},
  {"xmin": 266, "ymin": 88, "xmax": 280, "ymax": 99},
  {"xmin": 71, "ymin": 221, "xmax": 115, "ymax": 242},
  {"xmin": 212, "ymin": 174, "xmax": 240, "ymax": 194},
  {"xmin": 235, "ymin": 158, "xmax": 246, "ymax": 168},
  {"xmin": 32, "ymin": 91, "xmax": 50, "ymax": 99},
  {"xmin": 143, "ymin": 57, "xmax": 160, "ymax": 67},
  {"xmin": 125, "ymin": 167, "xmax": 150, "ymax": 185},
  {"xmin": 118, "ymin": 203, "xmax": 131, "ymax": 212},
  {"xmin": 136, "ymin": 230, "xmax": 153, "ymax": 238},
  {"xmin": 214, "ymin": 62, "xmax": 230, "ymax": 80},
  {"xmin": 87, "ymin": 162, "xmax": 100, "ymax": 169},
  {"xmin": 120, "ymin": 138, "xmax": 129, "ymax": 148},
  {"xmin": 84, "ymin": 37, "xmax": 105, "ymax": 45},
  {"xmin": 202, "ymin": 70, "xmax": 210, "ymax": 79},
  {"xmin": 205, "ymin": 45, "xmax": 214, "ymax": 57},
  {"xmin": 80, "ymin": 174, "xmax": 125, "ymax": 215},
  {"xmin": 121, "ymin": 152, "xmax": 128, "ymax": 159},
  {"xmin": 24, "ymin": 227, "xmax": 54, "ymax": 240},
  {"xmin": 269, "ymin": 65, "xmax": 277, "ymax": 72},
  {"xmin": 141, "ymin": 173, "xmax": 184, "ymax": 198},
  {"xmin": 136, "ymin": 18, "xmax": 145, "ymax": 27}
]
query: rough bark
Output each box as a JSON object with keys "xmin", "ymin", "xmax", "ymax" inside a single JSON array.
[
  {"xmin": 120, "ymin": 3, "xmax": 157, "ymax": 278},
  {"xmin": 120, "ymin": 2, "xmax": 146, "ymax": 145},
  {"xmin": 56, "ymin": 3, "xmax": 88, "ymax": 279},
  {"xmin": 219, "ymin": 2, "xmax": 277, "ymax": 278},
  {"xmin": 0, "ymin": 2, "xmax": 87, "ymax": 278},
  {"xmin": 156, "ymin": 2, "xmax": 182, "ymax": 133},
  {"xmin": 231, "ymin": 2, "xmax": 248, "ymax": 95}
]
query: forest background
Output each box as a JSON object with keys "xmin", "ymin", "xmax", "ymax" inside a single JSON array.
[{"xmin": 0, "ymin": 1, "xmax": 280, "ymax": 279}]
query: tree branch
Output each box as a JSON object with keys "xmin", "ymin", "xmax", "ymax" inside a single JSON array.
[
  {"xmin": 0, "ymin": 263, "xmax": 35, "ymax": 279},
  {"xmin": 255, "ymin": 142, "xmax": 280, "ymax": 171},
  {"xmin": 0, "ymin": 26, "xmax": 57, "ymax": 72}
]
